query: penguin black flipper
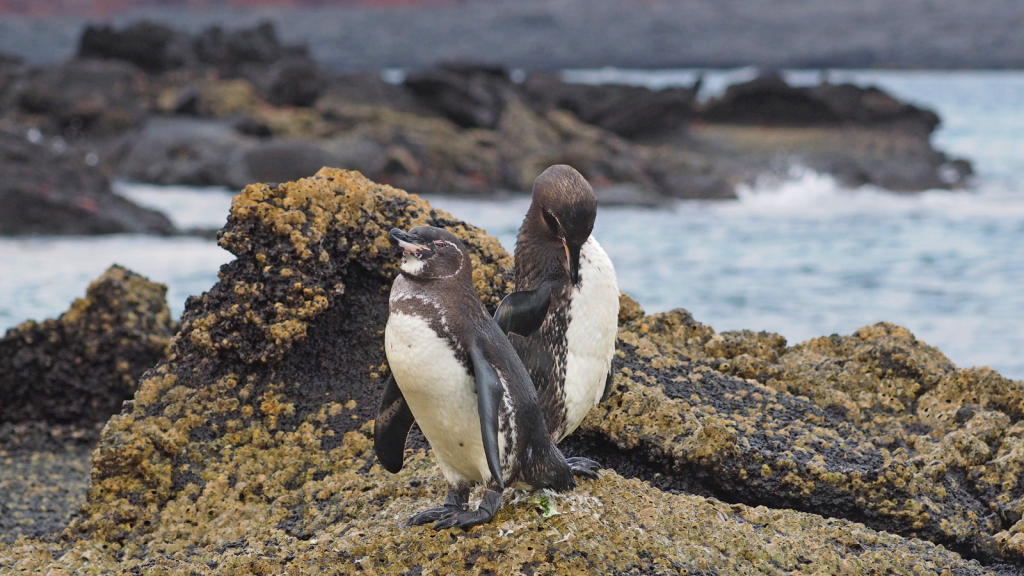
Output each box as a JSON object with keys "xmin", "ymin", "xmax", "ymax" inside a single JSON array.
[
  {"xmin": 374, "ymin": 373, "xmax": 416, "ymax": 474},
  {"xmin": 469, "ymin": 342, "xmax": 506, "ymax": 489},
  {"xmin": 493, "ymin": 283, "xmax": 551, "ymax": 337},
  {"xmin": 601, "ymin": 366, "xmax": 614, "ymax": 403}
]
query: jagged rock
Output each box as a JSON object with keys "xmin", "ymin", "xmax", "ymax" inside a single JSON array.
[
  {"xmin": 6, "ymin": 59, "xmax": 148, "ymax": 136},
  {"xmin": 0, "ymin": 171, "xmax": 1011, "ymax": 573},
  {"xmin": 690, "ymin": 122, "xmax": 972, "ymax": 191},
  {"xmin": 809, "ymin": 82, "xmax": 940, "ymax": 135},
  {"xmin": 702, "ymin": 73, "xmax": 942, "ymax": 135},
  {"xmin": 403, "ymin": 65, "xmax": 699, "ymax": 140},
  {"xmin": 523, "ymin": 72, "xmax": 698, "ymax": 139},
  {"xmin": 260, "ymin": 56, "xmax": 327, "ymax": 108},
  {"xmin": 403, "ymin": 63, "xmax": 513, "ymax": 129},
  {"xmin": 564, "ymin": 310, "xmax": 1024, "ymax": 565},
  {"xmin": 113, "ymin": 116, "xmax": 385, "ymax": 190},
  {"xmin": 193, "ymin": 21, "xmax": 308, "ymax": 78},
  {"xmin": 0, "ymin": 265, "xmax": 175, "ymax": 426},
  {"xmin": 77, "ymin": 20, "xmax": 192, "ymax": 74},
  {"xmin": 239, "ymin": 136, "xmax": 386, "ymax": 187},
  {"xmin": 78, "ymin": 20, "xmax": 308, "ymax": 80},
  {"xmin": 703, "ymin": 73, "xmax": 839, "ymax": 125},
  {"xmin": 317, "ymin": 72, "xmax": 437, "ymax": 116},
  {"xmin": 76, "ymin": 20, "xmax": 324, "ymax": 108},
  {"xmin": 111, "ymin": 117, "xmax": 253, "ymax": 188},
  {"xmin": 0, "ymin": 130, "xmax": 175, "ymax": 235}
]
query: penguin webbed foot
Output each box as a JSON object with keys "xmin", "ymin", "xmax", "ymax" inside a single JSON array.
[
  {"xmin": 566, "ymin": 456, "xmax": 601, "ymax": 480},
  {"xmin": 406, "ymin": 485, "xmax": 469, "ymax": 527},
  {"xmin": 407, "ymin": 504, "xmax": 463, "ymax": 527},
  {"xmin": 431, "ymin": 489, "xmax": 502, "ymax": 531}
]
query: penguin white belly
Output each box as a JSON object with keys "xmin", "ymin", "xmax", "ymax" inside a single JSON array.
[
  {"xmin": 560, "ymin": 236, "xmax": 619, "ymax": 440},
  {"xmin": 384, "ymin": 312, "xmax": 492, "ymax": 485}
]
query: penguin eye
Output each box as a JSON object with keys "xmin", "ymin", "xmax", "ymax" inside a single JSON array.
[
  {"xmin": 432, "ymin": 240, "xmax": 446, "ymax": 247},
  {"xmin": 542, "ymin": 208, "xmax": 560, "ymax": 234}
]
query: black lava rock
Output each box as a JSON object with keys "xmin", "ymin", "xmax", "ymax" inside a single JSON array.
[
  {"xmin": 0, "ymin": 265, "xmax": 175, "ymax": 427},
  {"xmin": 0, "ymin": 130, "xmax": 176, "ymax": 235}
]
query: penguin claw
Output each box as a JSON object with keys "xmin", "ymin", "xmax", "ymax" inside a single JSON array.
[
  {"xmin": 566, "ymin": 456, "xmax": 601, "ymax": 480},
  {"xmin": 431, "ymin": 508, "xmax": 495, "ymax": 531},
  {"xmin": 406, "ymin": 505, "xmax": 461, "ymax": 527}
]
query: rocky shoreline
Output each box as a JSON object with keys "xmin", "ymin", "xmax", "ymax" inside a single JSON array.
[
  {"xmin": 1, "ymin": 20, "xmax": 973, "ymax": 235},
  {"xmin": 1, "ymin": 169, "xmax": 1022, "ymax": 574}
]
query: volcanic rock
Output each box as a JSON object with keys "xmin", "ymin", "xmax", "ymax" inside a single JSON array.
[
  {"xmin": 112, "ymin": 117, "xmax": 255, "ymax": 188},
  {"xmin": 6, "ymin": 58, "xmax": 148, "ymax": 136},
  {"xmin": 260, "ymin": 56, "xmax": 327, "ymax": 108},
  {"xmin": 193, "ymin": 21, "xmax": 308, "ymax": 78},
  {"xmin": 78, "ymin": 20, "xmax": 308, "ymax": 80},
  {"xmin": 0, "ymin": 170, "xmax": 1014, "ymax": 573},
  {"xmin": 565, "ymin": 310, "xmax": 1024, "ymax": 565},
  {"xmin": 702, "ymin": 73, "xmax": 941, "ymax": 135},
  {"xmin": 0, "ymin": 265, "xmax": 173, "ymax": 545},
  {"xmin": 77, "ymin": 20, "xmax": 192, "ymax": 74},
  {"xmin": 0, "ymin": 265, "xmax": 175, "ymax": 427},
  {"xmin": 0, "ymin": 130, "xmax": 175, "ymax": 235},
  {"xmin": 403, "ymin": 63, "xmax": 514, "ymax": 129},
  {"xmin": 523, "ymin": 72, "xmax": 699, "ymax": 140},
  {"xmin": 113, "ymin": 116, "xmax": 386, "ymax": 190}
]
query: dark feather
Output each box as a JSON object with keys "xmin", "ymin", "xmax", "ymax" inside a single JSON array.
[
  {"xmin": 469, "ymin": 342, "xmax": 506, "ymax": 489},
  {"xmin": 373, "ymin": 373, "xmax": 416, "ymax": 473},
  {"xmin": 493, "ymin": 283, "xmax": 552, "ymax": 337}
]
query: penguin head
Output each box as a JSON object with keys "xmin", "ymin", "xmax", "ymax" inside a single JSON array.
[
  {"xmin": 388, "ymin": 226, "xmax": 469, "ymax": 281},
  {"xmin": 528, "ymin": 164, "xmax": 597, "ymax": 285}
]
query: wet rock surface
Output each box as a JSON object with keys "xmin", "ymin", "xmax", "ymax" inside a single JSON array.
[
  {"xmin": 567, "ymin": 307, "xmax": 1024, "ymax": 567},
  {"xmin": 0, "ymin": 20, "xmax": 973, "ymax": 211},
  {"xmin": 701, "ymin": 73, "xmax": 940, "ymax": 133},
  {"xmin": 522, "ymin": 72, "xmax": 699, "ymax": 140},
  {"xmin": 0, "ymin": 171, "xmax": 1019, "ymax": 574},
  {"xmin": 0, "ymin": 130, "xmax": 176, "ymax": 235},
  {"xmin": 0, "ymin": 265, "xmax": 175, "ymax": 426},
  {"xmin": 0, "ymin": 266, "xmax": 174, "ymax": 546},
  {"xmin": 0, "ymin": 444, "xmax": 93, "ymax": 545},
  {"xmin": 3, "ymin": 58, "xmax": 149, "ymax": 137}
]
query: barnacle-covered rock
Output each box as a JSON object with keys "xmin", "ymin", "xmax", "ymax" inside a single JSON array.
[
  {"xmin": 0, "ymin": 264, "xmax": 174, "ymax": 426},
  {"xmin": 73, "ymin": 167, "xmax": 512, "ymax": 548},
  {"xmin": 570, "ymin": 309, "xmax": 1024, "ymax": 565},
  {"xmin": 1, "ymin": 171, "xmax": 1017, "ymax": 574}
]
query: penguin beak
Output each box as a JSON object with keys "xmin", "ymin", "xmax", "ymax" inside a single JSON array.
[
  {"xmin": 564, "ymin": 241, "xmax": 581, "ymax": 285},
  {"xmin": 388, "ymin": 228, "xmax": 428, "ymax": 254}
]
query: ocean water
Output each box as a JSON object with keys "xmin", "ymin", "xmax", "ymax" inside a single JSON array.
[{"xmin": 1, "ymin": 70, "xmax": 1021, "ymax": 379}]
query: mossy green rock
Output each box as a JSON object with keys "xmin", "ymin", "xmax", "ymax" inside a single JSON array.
[{"xmin": 0, "ymin": 169, "xmax": 1018, "ymax": 574}]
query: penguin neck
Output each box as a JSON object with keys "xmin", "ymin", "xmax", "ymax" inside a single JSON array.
[
  {"xmin": 515, "ymin": 206, "xmax": 573, "ymax": 290},
  {"xmin": 398, "ymin": 271, "xmax": 474, "ymax": 295}
]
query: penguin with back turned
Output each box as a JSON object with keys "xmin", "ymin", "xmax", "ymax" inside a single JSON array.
[
  {"xmin": 493, "ymin": 165, "xmax": 619, "ymax": 464},
  {"xmin": 375, "ymin": 225, "xmax": 577, "ymax": 530}
]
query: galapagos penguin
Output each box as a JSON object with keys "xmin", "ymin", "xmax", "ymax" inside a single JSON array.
[
  {"xmin": 493, "ymin": 165, "xmax": 619, "ymax": 462},
  {"xmin": 374, "ymin": 225, "xmax": 577, "ymax": 530}
]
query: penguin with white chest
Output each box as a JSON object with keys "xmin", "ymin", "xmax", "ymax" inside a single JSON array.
[
  {"xmin": 374, "ymin": 225, "xmax": 577, "ymax": 530},
  {"xmin": 493, "ymin": 165, "xmax": 619, "ymax": 468}
]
